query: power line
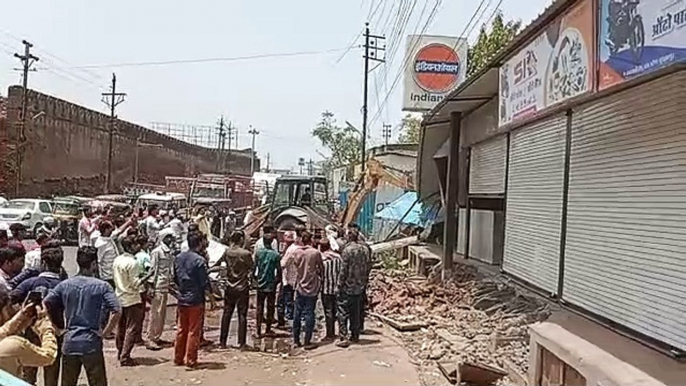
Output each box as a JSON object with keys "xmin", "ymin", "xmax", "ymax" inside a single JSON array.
[
  {"xmin": 70, "ymin": 47, "xmax": 355, "ymax": 69},
  {"xmin": 369, "ymin": 0, "xmax": 443, "ymax": 126}
]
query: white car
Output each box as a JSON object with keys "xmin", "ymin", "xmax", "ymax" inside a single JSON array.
[{"xmin": 0, "ymin": 199, "xmax": 54, "ymax": 235}]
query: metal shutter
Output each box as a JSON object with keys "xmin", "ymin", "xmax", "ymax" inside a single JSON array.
[
  {"xmin": 562, "ymin": 72, "xmax": 686, "ymax": 351},
  {"xmin": 469, "ymin": 135, "xmax": 507, "ymax": 195},
  {"xmin": 503, "ymin": 115, "xmax": 567, "ymax": 294}
]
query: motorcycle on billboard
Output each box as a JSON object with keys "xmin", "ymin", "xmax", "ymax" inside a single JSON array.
[{"xmin": 605, "ymin": 0, "xmax": 645, "ymax": 63}]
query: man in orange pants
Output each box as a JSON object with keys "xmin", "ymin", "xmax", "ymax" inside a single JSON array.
[{"xmin": 172, "ymin": 231, "xmax": 209, "ymax": 368}]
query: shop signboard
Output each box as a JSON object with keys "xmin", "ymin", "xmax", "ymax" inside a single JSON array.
[
  {"xmin": 599, "ymin": 0, "xmax": 686, "ymax": 90},
  {"xmin": 499, "ymin": 0, "xmax": 595, "ymax": 127},
  {"xmin": 403, "ymin": 35, "xmax": 468, "ymax": 112}
]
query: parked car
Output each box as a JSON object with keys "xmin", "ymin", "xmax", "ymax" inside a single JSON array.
[{"xmin": 0, "ymin": 199, "xmax": 54, "ymax": 236}]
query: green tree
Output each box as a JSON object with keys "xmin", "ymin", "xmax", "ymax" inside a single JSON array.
[
  {"xmin": 397, "ymin": 114, "xmax": 422, "ymax": 144},
  {"xmin": 467, "ymin": 12, "xmax": 521, "ymax": 78},
  {"xmin": 311, "ymin": 111, "xmax": 361, "ymax": 177}
]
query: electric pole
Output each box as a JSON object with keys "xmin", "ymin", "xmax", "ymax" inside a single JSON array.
[
  {"xmin": 101, "ymin": 73, "xmax": 126, "ymax": 193},
  {"xmin": 265, "ymin": 153, "xmax": 271, "ymax": 172},
  {"xmin": 248, "ymin": 126, "xmax": 259, "ymax": 175},
  {"xmin": 13, "ymin": 40, "xmax": 39, "ymax": 196},
  {"xmin": 382, "ymin": 123, "xmax": 392, "ymax": 147},
  {"xmin": 298, "ymin": 158, "xmax": 305, "ymax": 175},
  {"xmin": 216, "ymin": 116, "xmax": 226, "ymax": 172},
  {"xmin": 226, "ymin": 120, "xmax": 234, "ymax": 174},
  {"xmin": 307, "ymin": 159, "xmax": 314, "ymax": 176},
  {"xmin": 362, "ymin": 22, "xmax": 385, "ymax": 171}
]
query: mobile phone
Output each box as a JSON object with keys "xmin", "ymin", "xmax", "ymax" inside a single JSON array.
[{"xmin": 27, "ymin": 290, "xmax": 43, "ymax": 306}]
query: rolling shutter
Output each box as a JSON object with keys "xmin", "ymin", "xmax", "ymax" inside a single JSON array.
[
  {"xmin": 562, "ymin": 72, "xmax": 686, "ymax": 351},
  {"xmin": 469, "ymin": 135, "xmax": 507, "ymax": 195},
  {"xmin": 503, "ymin": 115, "xmax": 567, "ymax": 294}
]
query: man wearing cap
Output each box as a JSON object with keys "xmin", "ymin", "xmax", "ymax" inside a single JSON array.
[{"xmin": 146, "ymin": 228, "xmax": 176, "ymax": 351}]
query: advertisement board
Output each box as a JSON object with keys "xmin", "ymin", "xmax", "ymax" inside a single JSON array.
[
  {"xmin": 402, "ymin": 35, "xmax": 468, "ymax": 112},
  {"xmin": 599, "ymin": 0, "xmax": 686, "ymax": 90},
  {"xmin": 499, "ymin": 0, "xmax": 595, "ymax": 127}
]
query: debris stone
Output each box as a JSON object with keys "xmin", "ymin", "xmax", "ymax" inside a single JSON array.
[{"xmin": 368, "ymin": 261, "xmax": 551, "ymax": 378}]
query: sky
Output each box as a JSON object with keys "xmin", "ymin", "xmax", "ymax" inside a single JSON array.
[{"xmin": 0, "ymin": 0, "xmax": 553, "ymax": 171}]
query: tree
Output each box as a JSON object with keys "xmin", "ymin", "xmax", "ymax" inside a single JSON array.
[
  {"xmin": 467, "ymin": 12, "xmax": 521, "ymax": 78},
  {"xmin": 311, "ymin": 111, "xmax": 361, "ymax": 178},
  {"xmin": 397, "ymin": 114, "xmax": 422, "ymax": 144}
]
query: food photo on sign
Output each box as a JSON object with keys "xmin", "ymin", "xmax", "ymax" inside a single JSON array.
[
  {"xmin": 599, "ymin": 0, "xmax": 686, "ymax": 90},
  {"xmin": 499, "ymin": 0, "xmax": 594, "ymax": 127}
]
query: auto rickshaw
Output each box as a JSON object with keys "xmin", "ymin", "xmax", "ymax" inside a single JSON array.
[{"xmin": 51, "ymin": 197, "xmax": 86, "ymax": 245}]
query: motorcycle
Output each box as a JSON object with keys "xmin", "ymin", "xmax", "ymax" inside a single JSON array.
[{"xmin": 605, "ymin": 0, "xmax": 645, "ymax": 63}]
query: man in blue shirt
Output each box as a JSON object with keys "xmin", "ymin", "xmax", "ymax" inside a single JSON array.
[
  {"xmin": 11, "ymin": 245, "xmax": 65, "ymax": 386},
  {"xmin": 44, "ymin": 246, "xmax": 121, "ymax": 386},
  {"xmin": 173, "ymin": 231, "xmax": 209, "ymax": 368}
]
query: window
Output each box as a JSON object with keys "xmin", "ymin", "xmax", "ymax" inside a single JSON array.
[
  {"xmin": 39, "ymin": 202, "xmax": 52, "ymax": 213},
  {"xmin": 313, "ymin": 181, "xmax": 328, "ymax": 212},
  {"xmin": 273, "ymin": 182, "xmax": 291, "ymax": 207}
]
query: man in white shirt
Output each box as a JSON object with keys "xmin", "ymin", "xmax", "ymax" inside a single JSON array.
[
  {"xmin": 144, "ymin": 205, "xmax": 164, "ymax": 246},
  {"xmin": 94, "ymin": 219, "xmax": 134, "ymax": 288},
  {"xmin": 146, "ymin": 228, "xmax": 176, "ymax": 350},
  {"xmin": 78, "ymin": 208, "xmax": 97, "ymax": 248}
]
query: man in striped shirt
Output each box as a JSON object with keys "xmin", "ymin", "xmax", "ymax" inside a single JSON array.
[{"xmin": 319, "ymin": 239, "xmax": 341, "ymax": 341}]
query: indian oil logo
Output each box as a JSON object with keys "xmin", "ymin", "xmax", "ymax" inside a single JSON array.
[{"xmin": 413, "ymin": 43, "xmax": 461, "ymax": 93}]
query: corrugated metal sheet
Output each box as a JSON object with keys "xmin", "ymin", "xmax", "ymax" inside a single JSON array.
[
  {"xmin": 503, "ymin": 115, "xmax": 567, "ymax": 294},
  {"xmin": 562, "ymin": 72, "xmax": 686, "ymax": 351},
  {"xmin": 355, "ymin": 192, "xmax": 377, "ymax": 236},
  {"xmin": 469, "ymin": 135, "xmax": 507, "ymax": 195}
]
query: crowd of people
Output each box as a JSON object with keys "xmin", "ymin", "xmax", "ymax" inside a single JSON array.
[{"xmin": 0, "ymin": 203, "xmax": 372, "ymax": 386}]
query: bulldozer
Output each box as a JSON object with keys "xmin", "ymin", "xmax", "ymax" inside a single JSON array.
[
  {"xmin": 243, "ymin": 175, "xmax": 333, "ymax": 244},
  {"xmin": 340, "ymin": 158, "xmax": 415, "ymax": 228}
]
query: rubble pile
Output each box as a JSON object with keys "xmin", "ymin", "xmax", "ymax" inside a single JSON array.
[{"xmin": 368, "ymin": 264, "xmax": 551, "ymax": 382}]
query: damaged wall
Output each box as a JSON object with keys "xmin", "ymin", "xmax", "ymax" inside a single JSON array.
[{"xmin": 2, "ymin": 87, "xmax": 258, "ymax": 197}]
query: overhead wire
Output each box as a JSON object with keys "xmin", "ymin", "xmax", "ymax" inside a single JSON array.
[
  {"xmin": 69, "ymin": 47, "xmax": 356, "ymax": 69},
  {"xmin": 370, "ymin": 0, "xmax": 498, "ymax": 126},
  {"xmin": 369, "ymin": 0, "xmax": 443, "ymax": 126}
]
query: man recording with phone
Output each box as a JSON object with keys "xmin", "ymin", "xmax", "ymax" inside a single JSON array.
[
  {"xmin": 10, "ymin": 246, "xmax": 66, "ymax": 386},
  {"xmin": 0, "ymin": 286, "xmax": 57, "ymax": 380}
]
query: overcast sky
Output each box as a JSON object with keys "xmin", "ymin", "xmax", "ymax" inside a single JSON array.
[{"xmin": 0, "ymin": 0, "xmax": 552, "ymax": 170}]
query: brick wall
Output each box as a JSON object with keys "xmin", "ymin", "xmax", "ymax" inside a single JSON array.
[{"xmin": 1, "ymin": 87, "xmax": 258, "ymax": 197}]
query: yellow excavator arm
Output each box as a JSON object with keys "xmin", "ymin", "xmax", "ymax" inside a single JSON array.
[{"xmin": 341, "ymin": 158, "xmax": 414, "ymax": 227}]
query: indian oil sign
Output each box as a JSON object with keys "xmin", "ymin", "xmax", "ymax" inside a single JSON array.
[{"xmin": 403, "ymin": 35, "xmax": 468, "ymax": 112}]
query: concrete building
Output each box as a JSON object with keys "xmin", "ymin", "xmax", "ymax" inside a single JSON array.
[{"xmin": 417, "ymin": 0, "xmax": 685, "ymax": 376}]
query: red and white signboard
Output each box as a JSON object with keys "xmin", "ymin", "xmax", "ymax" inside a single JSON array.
[{"xmin": 403, "ymin": 35, "xmax": 468, "ymax": 112}]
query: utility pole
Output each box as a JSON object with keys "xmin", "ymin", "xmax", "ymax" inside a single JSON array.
[
  {"xmin": 216, "ymin": 116, "xmax": 226, "ymax": 172},
  {"xmin": 101, "ymin": 73, "xmax": 126, "ymax": 193},
  {"xmin": 307, "ymin": 158, "xmax": 314, "ymax": 176},
  {"xmin": 13, "ymin": 40, "xmax": 39, "ymax": 196},
  {"xmin": 248, "ymin": 126, "xmax": 259, "ymax": 175},
  {"xmin": 362, "ymin": 22, "xmax": 385, "ymax": 171},
  {"xmin": 266, "ymin": 153, "xmax": 271, "ymax": 172},
  {"xmin": 382, "ymin": 123, "xmax": 392, "ymax": 147},
  {"xmin": 298, "ymin": 158, "xmax": 305, "ymax": 175}
]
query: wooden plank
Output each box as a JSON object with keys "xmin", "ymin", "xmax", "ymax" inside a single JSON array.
[
  {"xmin": 370, "ymin": 312, "xmax": 428, "ymax": 332},
  {"xmin": 370, "ymin": 236, "xmax": 418, "ymax": 254},
  {"xmin": 457, "ymin": 362, "xmax": 508, "ymax": 386},
  {"xmin": 437, "ymin": 362, "xmax": 458, "ymax": 385}
]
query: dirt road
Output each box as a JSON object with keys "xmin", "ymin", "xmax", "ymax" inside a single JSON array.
[{"xmin": 90, "ymin": 308, "xmax": 419, "ymax": 386}]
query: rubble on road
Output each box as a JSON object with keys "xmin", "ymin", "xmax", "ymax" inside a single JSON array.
[{"xmin": 368, "ymin": 261, "xmax": 551, "ymax": 384}]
